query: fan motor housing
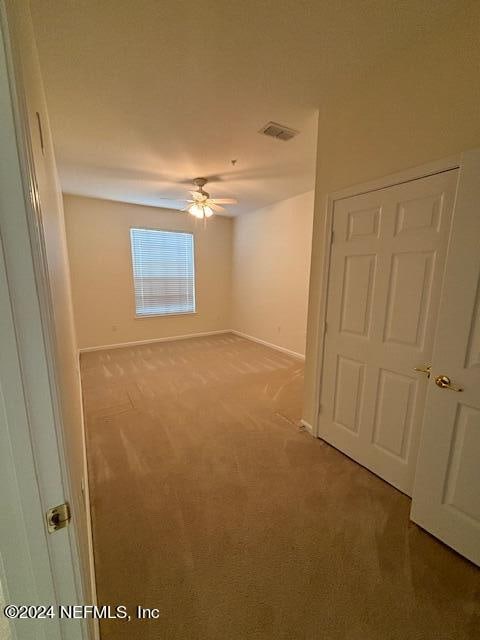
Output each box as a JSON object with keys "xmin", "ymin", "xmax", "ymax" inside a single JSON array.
[{"xmin": 193, "ymin": 177, "xmax": 209, "ymax": 197}]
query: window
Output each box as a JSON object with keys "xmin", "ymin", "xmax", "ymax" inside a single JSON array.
[{"xmin": 130, "ymin": 228, "xmax": 195, "ymax": 317}]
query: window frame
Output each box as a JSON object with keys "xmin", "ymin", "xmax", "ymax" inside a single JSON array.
[{"xmin": 129, "ymin": 226, "xmax": 197, "ymax": 319}]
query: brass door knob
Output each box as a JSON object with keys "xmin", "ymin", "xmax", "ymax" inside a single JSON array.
[{"xmin": 435, "ymin": 375, "xmax": 463, "ymax": 392}]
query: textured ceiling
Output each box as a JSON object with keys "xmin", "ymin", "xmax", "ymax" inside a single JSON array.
[{"xmin": 30, "ymin": 0, "xmax": 461, "ymax": 214}]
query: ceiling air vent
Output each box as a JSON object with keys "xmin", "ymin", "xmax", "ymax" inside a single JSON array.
[{"xmin": 259, "ymin": 121, "xmax": 299, "ymax": 142}]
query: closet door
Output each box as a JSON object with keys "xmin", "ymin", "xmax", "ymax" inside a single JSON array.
[
  {"xmin": 411, "ymin": 152, "xmax": 480, "ymax": 566},
  {"xmin": 318, "ymin": 170, "xmax": 458, "ymax": 495}
]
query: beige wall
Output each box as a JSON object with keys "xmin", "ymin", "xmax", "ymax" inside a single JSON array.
[
  {"xmin": 232, "ymin": 191, "xmax": 314, "ymax": 356},
  {"xmin": 303, "ymin": 6, "xmax": 480, "ymax": 425},
  {"xmin": 64, "ymin": 195, "xmax": 233, "ymax": 349},
  {"xmin": 65, "ymin": 192, "xmax": 314, "ymax": 357}
]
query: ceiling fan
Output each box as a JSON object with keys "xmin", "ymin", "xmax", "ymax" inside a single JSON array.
[{"xmin": 182, "ymin": 177, "xmax": 238, "ymax": 219}]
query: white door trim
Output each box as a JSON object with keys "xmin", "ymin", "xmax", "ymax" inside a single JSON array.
[
  {"xmin": 310, "ymin": 154, "xmax": 463, "ymax": 439},
  {"xmin": 1, "ymin": 2, "xmax": 97, "ymax": 637}
]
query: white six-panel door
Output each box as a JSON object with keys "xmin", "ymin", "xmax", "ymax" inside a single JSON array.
[
  {"xmin": 411, "ymin": 151, "xmax": 480, "ymax": 566},
  {"xmin": 318, "ymin": 170, "xmax": 458, "ymax": 495}
]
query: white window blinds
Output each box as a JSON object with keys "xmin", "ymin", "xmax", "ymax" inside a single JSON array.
[{"xmin": 130, "ymin": 228, "xmax": 195, "ymax": 317}]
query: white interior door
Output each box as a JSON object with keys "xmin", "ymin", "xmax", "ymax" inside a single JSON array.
[
  {"xmin": 411, "ymin": 151, "xmax": 480, "ymax": 566},
  {"xmin": 0, "ymin": 4, "xmax": 87, "ymax": 638},
  {"xmin": 318, "ymin": 169, "xmax": 458, "ymax": 495},
  {"xmin": 0, "ymin": 241, "xmax": 63, "ymax": 640}
]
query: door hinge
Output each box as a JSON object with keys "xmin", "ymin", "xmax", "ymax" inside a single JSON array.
[{"xmin": 46, "ymin": 502, "xmax": 71, "ymax": 533}]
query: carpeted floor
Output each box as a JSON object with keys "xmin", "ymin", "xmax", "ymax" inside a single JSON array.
[{"xmin": 80, "ymin": 333, "xmax": 479, "ymax": 639}]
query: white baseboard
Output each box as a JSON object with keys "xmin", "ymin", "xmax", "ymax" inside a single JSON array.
[
  {"xmin": 231, "ymin": 330, "xmax": 305, "ymax": 360},
  {"xmin": 301, "ymin": 419, "xmax": 314, "ymax": 436},
  {"xmin": 78, "ymin": 329, "xmax": 232, "ymax": 353},
  {"xmin": 79, "ymin": 329, "xmax": 306, "ymax": 361}
]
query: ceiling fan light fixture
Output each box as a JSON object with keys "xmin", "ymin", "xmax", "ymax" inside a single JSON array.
[
  {"xmin": 188, "ymin": 203, "xmax": 204, "ymax": 218},
  {"xmin": 188, "ymin": 203, "xmax": 214, "ymax": 219},
  {"xmin": 183, "ymin": 177, "xmax": 237, "ymax": 218}
]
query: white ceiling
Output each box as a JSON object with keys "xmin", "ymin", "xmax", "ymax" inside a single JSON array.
[{"xmin": 30, "ymin": 1, "xmax": 460, "ymax": 215}]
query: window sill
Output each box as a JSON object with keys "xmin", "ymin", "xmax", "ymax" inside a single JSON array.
[{"xmin": 134, "ymin": 311, "xmax": 197, "ymax": 319}]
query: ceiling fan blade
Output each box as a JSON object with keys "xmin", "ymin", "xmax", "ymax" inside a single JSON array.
[
  {"xmin": 209, "ymin": 202, "xmax": 227, "ymax": 213},
  {"xmin": 209, "ymin": 198, "xmax": 238, "ymax": 205}
]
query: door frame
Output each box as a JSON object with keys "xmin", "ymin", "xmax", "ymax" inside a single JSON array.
[
  {"xmin": 0, "ymin": 2, "xmax": 98, "ymax": 638},
  {"xmin": 310, "ymin": 153, "xmax": 466, "ymax": 439}
]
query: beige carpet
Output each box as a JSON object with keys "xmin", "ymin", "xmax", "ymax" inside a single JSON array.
[{"xmin": 80, "ymin": 333, "xmax": 479, "ymax": 639}]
